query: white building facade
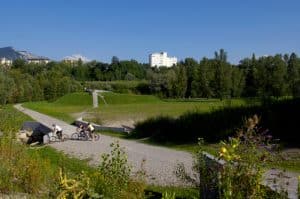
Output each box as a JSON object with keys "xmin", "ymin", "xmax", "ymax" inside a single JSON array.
[
  {"xmin": 149, "ymin": 52, "xmax": 177, "ymax": 67},
  {"xmin": 0, "ymin": 57, "xmax": 12, "ymax": 66},
  {"xmin": 27, "ymin": 58, "xmax": 50, "ymax": 64}
]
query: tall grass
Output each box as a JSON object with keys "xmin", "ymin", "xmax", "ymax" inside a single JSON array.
[
  {"xmin": 0, "ymin": 106, "xmax": 55, "ymax": 196},
  {"xmin": 0, "ymin": 137, "xmax": 55, "ymax": 196},
  {"xmin": 0, "ymin": 105, "xmax": 33, "ymax": 134}
]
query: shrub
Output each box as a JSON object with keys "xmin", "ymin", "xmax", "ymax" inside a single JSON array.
[
  {"xmin": 176, "ymin": 115, "xmax": 289, "ymax": 198},
  {"xmin": 97, "ymin": 141, "xmax": 132, "ymax": 197},
  {"xmin": 57, "ymin": 168, "xmax": 101, "ymax": 199},
  {"xmin": 57, "ymin": 141, "xmax": 146, "ymax": 198}
]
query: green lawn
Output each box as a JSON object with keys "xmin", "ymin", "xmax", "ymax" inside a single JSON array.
[
  {"xmin": 24, "ymin": 92, "xmax": 250, "ymax": 125},
  {"xmin": 24, "ymin": 92, "xmax": 93, "ymax": 123}
]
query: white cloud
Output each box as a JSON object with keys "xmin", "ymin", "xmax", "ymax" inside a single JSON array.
[{"xmin": 63, "ymin": 54, "xmax": 90, "ymax": 62}]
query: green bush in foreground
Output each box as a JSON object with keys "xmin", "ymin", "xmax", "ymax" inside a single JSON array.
[
  {"xmin": 57, "ymin": 140, "xmax": 146, "ymax": 199},
  {"xmin": 176, "ymin": 115, "xmax": 288, "ymax": 199}
]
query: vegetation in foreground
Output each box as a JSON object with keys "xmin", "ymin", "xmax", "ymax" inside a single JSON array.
[
  {"xmin": 176, "ymin": 115, "xmax": 291, "ymax": 199},
  {"xmin": 0, "ymin": 106, "xmax": 199, "ymax": 198}
]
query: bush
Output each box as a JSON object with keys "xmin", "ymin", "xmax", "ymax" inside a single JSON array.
[
  {"xmin": 176, "ymin": 116, "xmax": 289, "ymax": 199},
  {"xmin": 57, "ymin": 140, "xmax": 145, "ymax": 199}
]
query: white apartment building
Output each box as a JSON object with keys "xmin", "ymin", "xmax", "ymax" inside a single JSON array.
[
  {"xmin": 0, "ymin": 57, "xmax": 12, "ymax": 66},
  {"xmin": 149, "ymin": 52, "xmax": 177, "ymax": 67},
  {"xmin": 27, "ymin": 58, "xmax": 50, "ymax": 64}
]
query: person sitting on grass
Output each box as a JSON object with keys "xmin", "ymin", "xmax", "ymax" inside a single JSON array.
[{"xmin": 86, "ymin": 122, "xmax": 95, "ymax": 141}]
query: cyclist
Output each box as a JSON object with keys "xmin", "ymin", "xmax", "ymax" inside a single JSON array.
[
  {"xmin": 52, "ymin": 124, "xmax": 63, "ymax": 140},
  {"xmin": 86, "ymin": 122, "xmax": 95, "ymax": 141},
  {"xmin": 77, "ymin": 124, "xmax": 86, "ymax": 136}
]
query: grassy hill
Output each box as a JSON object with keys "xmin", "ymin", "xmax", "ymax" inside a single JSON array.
[
  {"xmin": 99, "ymin": 92, "xmax": 161, "ymax": 104},
  {"xmin": 23, "ymin": 92, "xmax": 249, "ymax": 124},
  {"xmin": 54, "ymin": 92, "xmax": 92, "ymax": 106}
]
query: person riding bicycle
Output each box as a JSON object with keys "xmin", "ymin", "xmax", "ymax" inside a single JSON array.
[
  {"xmin": 77, "ymin": 124, "xmax": 86, "ymax": 136},
  {"xmin": 86, "ymin": 122, "xmax": 95, "ymax": 141},
  {"xmin": 52, "ymin": 124, "xmax": 63, "ymax": 140}
]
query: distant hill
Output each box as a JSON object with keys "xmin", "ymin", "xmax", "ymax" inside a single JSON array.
[{"xmin": 0, "ymin": 46, "xmax": 49, "ymax": 61}]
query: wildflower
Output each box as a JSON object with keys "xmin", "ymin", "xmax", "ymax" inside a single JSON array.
[{"xmin": 221, "ymin": 147, "xmax": 227, "ymax": 154}]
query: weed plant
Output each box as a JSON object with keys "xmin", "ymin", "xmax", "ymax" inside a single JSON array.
[{"xmin": 176, "ymin": 115, "xmax": 289, "ymax": 199}]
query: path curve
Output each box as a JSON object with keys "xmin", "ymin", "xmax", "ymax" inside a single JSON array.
[{"xmin": 14, "ymin": 104, "xmax": 194, "ymax": 186}]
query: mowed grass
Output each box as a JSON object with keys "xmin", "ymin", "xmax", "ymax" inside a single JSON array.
[
  {"xmin": 24, "ymin": 92, "xmax": 250, "ymax": 124},
  {"xmin": 95, "ymin": 92, "xmax": 250, "ymax": 123},
  {"xmin": 24, "ymin": 92, "xmax": 93, "ymax": 123}
]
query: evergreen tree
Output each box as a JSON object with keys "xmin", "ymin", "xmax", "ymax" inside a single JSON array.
[{"xmin": 287, "ymin": 53, "xmax": 300, "ymax": 96}]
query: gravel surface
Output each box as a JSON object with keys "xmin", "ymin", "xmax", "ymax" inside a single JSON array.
[{"xmin": 14, "ymin": 104, "xmax": 195, "ymax": 186}]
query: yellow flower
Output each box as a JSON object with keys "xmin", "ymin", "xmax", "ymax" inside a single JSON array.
[{"xmin": 221, "ymin": 147, "xmax": 227, "ymax": 154}]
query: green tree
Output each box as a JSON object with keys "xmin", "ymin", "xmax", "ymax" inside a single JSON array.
[
  {"xmin": 256, "ymin": 55, "xmax": 287, "ymax": 97},
  {"xmin": 191, "ymin": 57, "xmax": 212, "ymax": 98},
  {"xmin": 0, "ymin": 71, "xmax": 15, "ymax": 104},
  {"xmin": 287, "ymin": 53, "xmax": 300, "ymax": 96},
  {"xmin": 111, "ymin": 56, "xmax": 120, "ymax": 65},
  {"xmin": 182, "ymin": 58, "xmax": 198, "ymax": 98},
  {"xmin": 174, "ymin": 65, "xmax": 188, "ymax": 98},
  {"xmin": 212, "ymin": 49, "xmax": 231, "ymax": 100},
  {"xmin": 231, "ymin": 66, "xmax": 245, "ymax": 97},
  {"xmin": 240, "ymin": 54, "xmax": 257, "ymax": 97}
]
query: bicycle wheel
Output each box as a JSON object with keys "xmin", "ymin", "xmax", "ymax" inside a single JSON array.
[
  {"xmin": 80, "ymin": 133, "xmax": 89, "ymax": 141},
  {"xmin": 50, "ymin": 135, "xmax": 59, "ymax": 142},
  {"xmin": 71, "ymin": 133, "xmax": 79, "ymax": 140}
]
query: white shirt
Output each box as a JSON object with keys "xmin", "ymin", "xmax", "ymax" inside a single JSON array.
[{"xmin": 53, "ymin": 125, "xmax": 62, "ymax": 132}]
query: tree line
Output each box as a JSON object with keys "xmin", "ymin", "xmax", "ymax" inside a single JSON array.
[
  {"xmin": 0, "ymin": 49, "xmax": 300, "ymax": 104},
  {"xmin": 146, "ymin": 49, "xmax": 300, "ymax": 99}
]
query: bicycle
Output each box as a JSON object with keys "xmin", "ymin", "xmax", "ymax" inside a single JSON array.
[
  {"xmin": 71, "ymin": 128, "xmax": 100, "ymax": 141},
  {"xmin": 71, "ymin": 129, "xmax": 89, "ymax": 141},
  {"xmin": 49, "ymin": 133, "xmax": 69, "ymax": 142}
]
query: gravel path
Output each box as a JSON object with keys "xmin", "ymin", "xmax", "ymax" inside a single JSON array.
[
  {"xmin": 14, "ymin": 104, "xmax": 299, "ymax": 198},
  {"xmin": 14, "ymin": 104, "xmax": 194, "ymax": 186}
]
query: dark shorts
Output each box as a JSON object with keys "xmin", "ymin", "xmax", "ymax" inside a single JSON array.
[{"xmin": 56, "ymin": 130, "xmax": 62, "ymax": 138}]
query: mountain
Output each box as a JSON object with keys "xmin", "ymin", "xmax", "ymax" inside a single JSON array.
[{"xmin": 0, "ymin": 46, "xmax": 49, "ymax": 61}]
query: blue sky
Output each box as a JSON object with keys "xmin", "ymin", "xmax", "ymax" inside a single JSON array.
[{"xmin": 1, "ymin": 0, "xmax": 300, "ymax": 63}]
